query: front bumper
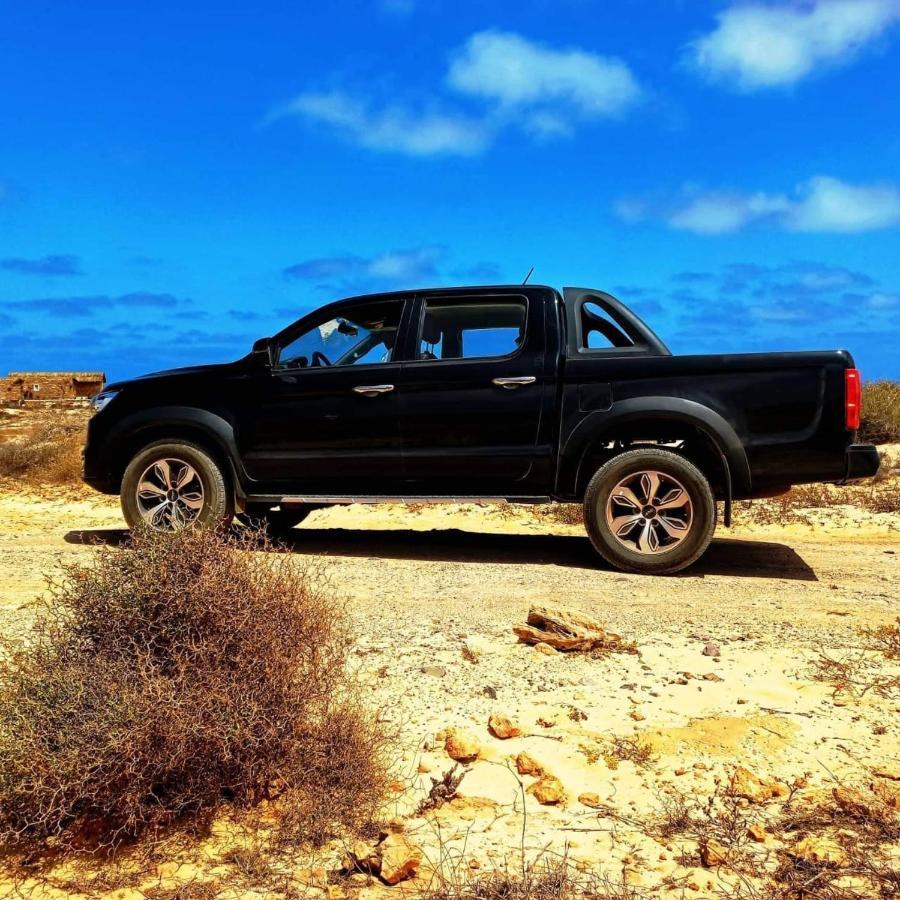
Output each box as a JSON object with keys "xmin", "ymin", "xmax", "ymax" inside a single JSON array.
[{"xmin": 843, "ymin": 443, "xmax": 881, "ymax": 482}]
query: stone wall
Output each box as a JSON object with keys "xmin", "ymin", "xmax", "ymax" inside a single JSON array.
[{"xmin": 1, "ymin": 372, "xmax": 105, "ymax": 405}]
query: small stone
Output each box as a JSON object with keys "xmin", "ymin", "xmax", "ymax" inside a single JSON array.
[
  {"xmin": 790, "ymin": 836, "xmax": 848, "ymax": 868},
  {"xmin": 578, "ymin": 792, "xmax": 602, "ymax": 808},
  {"xmin": 703, "ymin": 672, "xmax": 724, "ymax": 682},
  {"xmin": 700, "ymin": 838, "xmax": 729, "ymax": 868},
  {"xmin": 674, "ymin": 768, "xmax": 687, "ymax": 776},
  {"xmin": 747, "ymin": 824, "xmax": 768, "ymax": 843},
  {"xmin": 483, "ymin": 686, "xmax": 498, "ymax": 699},
  {"xmin": 629, "ymin": 710, "xmax": 645, "ymax": 722},
  {"xmin": 444, "ymin": 727, "xmax": 481, "ymax": 763},
  {"xmin": 516, "ymin": 751, "xmax": 544, "ymax": 776},
  {"xmin": 703, "ymin": 642, "xmax": 721, "ymax": 657},
  {"xmin": 378, "ymin": 833, "xmax": 423, "ymax": 885},
  {"xmin": 488, "ymin": 713, "xmax": 522, "ymax": 740},
  {"xmin": 528, "ymin": 774, "xmax": 565, "ymax": 805},
  {"xmin": 728, "ymin": 766, "xmax": 789, "ymax": 803},
  {"xmin": 534, "ymin": 642, "xmax": 557, "ymax": 656},
  {"xmin": 422, "ymin": 665, "xmax": 446, "ymax": 678}
]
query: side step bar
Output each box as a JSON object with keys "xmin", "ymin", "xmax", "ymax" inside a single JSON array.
[{"xmin": 245, "ymin": 494, "xmax": 552, "ymax": 507}]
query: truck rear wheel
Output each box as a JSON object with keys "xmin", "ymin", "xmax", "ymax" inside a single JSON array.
[
  {"xmin": 583, "ymin": 448, "xmax": 716, "ymax": 575},
  {"xmin": 121, "ymin": 440, "xmax": 233, "ymax": 532}
]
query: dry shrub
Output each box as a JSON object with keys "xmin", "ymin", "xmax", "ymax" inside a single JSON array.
[
  {"xmin": 426, "ymin": 855, "xmax": 652, "ymax": 900},
  {"xmin": 0, "ymin": 413, "xmax": 86, "ymax": 485},
  {"xmin": 533, "ymin": 504, "xmax": 584, "ymax": 527},
  {"xmin": 860, "ymin": 617, "xmax": 900, "ymax": 660},
  {"xmin": 0, "ymin": 525, "xmax": 389, "ymax": 854},
  {"xmin": 602, "ymin": 735, "xmax": 657, "ymax": 770},
  {"xmin": 860, "ymin": 380, "xmax": 900, "ymax": 445}
]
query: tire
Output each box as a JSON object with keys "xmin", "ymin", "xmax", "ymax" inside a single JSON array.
[
  {"xmin": 583, "ymin": 448, "xmax": 716, "ymax": 575},
  {"xmin": 121, "ymin": 440, "xmax": 233, "ymax": 532},
  {"xmin": 239, "ymin": 505, "xmax": 313, "ymax": 534}
]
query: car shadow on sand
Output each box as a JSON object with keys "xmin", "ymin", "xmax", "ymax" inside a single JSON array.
[{"xmin": 64, "ymin": 527, "xmax": 817, "ymax": 581}]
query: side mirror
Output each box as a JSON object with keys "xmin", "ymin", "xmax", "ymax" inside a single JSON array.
[{"xmin": 251, "ymin": 337, "xmax": 275, "ymax": 367}]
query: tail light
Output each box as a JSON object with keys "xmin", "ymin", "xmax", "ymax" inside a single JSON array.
[{"xmin": 845, "ymin": 368, "xmax": 861, "ymax": 431}]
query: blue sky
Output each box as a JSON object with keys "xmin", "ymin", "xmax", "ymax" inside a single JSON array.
[{"xmin": 2, "ymin": 0, "xmax": 899, "ymax": 379}]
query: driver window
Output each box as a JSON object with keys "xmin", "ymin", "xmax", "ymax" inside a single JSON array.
[{"xmin": 277, "ymin": 300, "xmax": 404, "ymax": 369}]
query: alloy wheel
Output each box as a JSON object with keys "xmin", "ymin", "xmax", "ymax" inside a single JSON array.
[
  {"xmin": 135, "ymin": 458, "xmax": 205, "ymax": 530},
  {"xmin": 605, "ymin": 469, "xmax": 693, "ymax": 554}
]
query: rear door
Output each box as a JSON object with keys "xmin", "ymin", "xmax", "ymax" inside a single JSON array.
[{"xmin": 397, "ymin": 291, "xmax": 551, "ymax": 494}]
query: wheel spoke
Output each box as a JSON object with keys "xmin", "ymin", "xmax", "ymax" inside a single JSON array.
[
  {"xmin": 138, "ymin": 481, "xmax": 166, "ymax": 498},
  {"xmin": 640, "ymin": 471, "xmax": 661, "ymax": 504},
  {"xmin": 637, "ymin": 520, "xmax": 659, "ymax": 553},
  {"xmin": 657, "ymin": 515, "xmax": 688, "ymax": 540},
  {"xmin": 612, "ymin": 513, "xmax": 643, "ymax": 536},
  {"xmin": 175, "ymin": 463, "xmax": 196, "ymax": 490},
  {"xmin": 656, "ymin": 487, "xmax": 689, "ymax": 511},
  {"xmin": 180, "ymin": 491, "xmax": 204, "ymax": 510},
  {"xmin": 612, "ymin": 486, "xmax": 642, "ymax": 511},
  {"xmin": 154, "ymin": 460, "xmax": 173, "ymax": 489}
]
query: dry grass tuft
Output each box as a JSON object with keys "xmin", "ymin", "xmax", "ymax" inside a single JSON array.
[
  {"xmin": 0, "ymin": 525, "xmax": 389, "ymax": 856},
  {"xmin": 860, "ymin": 380, "xmax": 900, "ymax": 445},
  {"xmin": 0, "ymin": 411, "xmax": 86, "ymax": 486},
  {"xmin": 602, "ymin": 735, "xmax": 657, "ymax": 770}
]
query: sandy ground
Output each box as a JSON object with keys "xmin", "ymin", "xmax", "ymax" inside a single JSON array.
[{"xmin": 0, "ymin": 480, "xmax": 898, "ymax": 898}]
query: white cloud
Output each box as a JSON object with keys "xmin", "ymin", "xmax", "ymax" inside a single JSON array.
[
  {"xmin": 272, "ymin": 31, "xmax": 640, "ymax": 156},
  {"xmin": 689, "ymin": 0, "xmax": 900, "ymax": 90},
  {"xmin": 618, "ymin": 176, "xmax": 900, "ymax": 234},
  {"xmin": 447, "ymin": 30, "xmax": 641, "ymax": 121},
  {"xmin": 667, "ymin": 191, "xmax": 789, "ymax": 235},
  {"xmin": 274, "ymin": 91, "xmax": 490, "ymax": 157},
  {"xmin": 785, "ymin": 175, "xmax": 900, "ymax": 232}
]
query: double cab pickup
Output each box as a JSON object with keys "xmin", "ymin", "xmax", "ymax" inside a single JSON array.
[{"xmin": 83, "ymin": 285, "xmax": 880, "ymax": 574}]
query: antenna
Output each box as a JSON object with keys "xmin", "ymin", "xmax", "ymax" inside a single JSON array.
[{"xmin": 522, "ymin": 266, "xmax": 534, "ymax": 285}]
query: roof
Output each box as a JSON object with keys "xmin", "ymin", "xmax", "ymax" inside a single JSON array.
[{"xmin": 5, "ymin": 372, "xmax": 106, "ymax": 379}]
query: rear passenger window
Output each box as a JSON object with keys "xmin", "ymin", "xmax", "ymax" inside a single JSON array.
[{"xmin": 418, "ymin": 298, "xmax": 526, "ymax": 361}]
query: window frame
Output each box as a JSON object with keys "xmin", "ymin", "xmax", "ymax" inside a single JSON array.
[
  {"xmin": 272, "ymin": 297, "xmax": 409, "ymax": 373},
  {"xmin": 406, "ymin": 293, "xmax": 530, "ymax": 368}
]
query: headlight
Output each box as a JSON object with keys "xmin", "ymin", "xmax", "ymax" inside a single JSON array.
[{"xmin": 90, "ymin": 390, "xmax": 118, "ymax": 415}]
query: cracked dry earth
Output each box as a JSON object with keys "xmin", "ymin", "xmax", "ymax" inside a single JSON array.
[{"xmin": 0, "ymin": 477, "xmax": 898, "ymax": 899}]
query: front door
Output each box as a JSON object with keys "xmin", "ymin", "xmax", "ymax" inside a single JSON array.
[
  {"xmin": 398, "ymin": 292, "xmax": 549, "ymax": 494},
  {"xmin": 240, "ymin": 297, "xmax": 407, "ymax": 493}
]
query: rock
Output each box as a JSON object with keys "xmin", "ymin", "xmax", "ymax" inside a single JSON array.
[
  {"xmin": 728, "ymin": 766, "xmax": 789, "ymax": 803},
  {"xmin": 790, "ymin": 836, "xmax": 848, "ymax": 868},
  {"xmin": 346, "ymin": 840, "xmax": 380, "ymax": 873},
  {"xmin": 528, "ymin": 774, "xmax": 565, "ymax": 805},
  {"xmin": 378, "ymin": 833, "xmax": 422, "ymax": 885},
  {"xmin": 703, "ymin": 672, "xmax": 724, "ymax": 682},
  {"xmin": 747, "ymin": 824, "xmax": 768, "ymax": 843},
  {"xmin": 462, "ymin": 636, "xmax": 489, "ymax": 662},
  {"xmin": 516, "ymin": 751, "xmax": 544, "ymax": 776},
  {"xmin": 534, "ymin": 642, "xmax": 557, "ymax": 656},
  {"xmin": 629, "ymin": 710, "xmax": 645, "ymax": 722},
  {"xmin": 700, "ymin": 838, "xmax": 729, "ymax": 868},
  {"xmin": 578, "ymin": 792, "xmax": 602, "ymax": 808},
  {"xmin": 483, "ymin": 686, "xmax": 498, "ymax": 699},
  {"xmin": 444, "ymin": 727, "xmax": 481, "ymax": 763},
  {"xmin": 488, "ymin": 713, "xmax": 522, "ymax": 740},
  {"xmin": 703, "ymin": 642, "xmax": 721, "ymax": 657},
  {"xmin": 422, "ymin": 665, "xmax": 446, "ymax": 678}
]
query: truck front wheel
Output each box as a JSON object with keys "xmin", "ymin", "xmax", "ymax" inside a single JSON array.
[
  {"xmin": 583, "ymin": 448, "xmax": 716, "ymax": 575},
  {"xmin": 121, "ymin": 440, "xmax": 233, "ymax": 532}
]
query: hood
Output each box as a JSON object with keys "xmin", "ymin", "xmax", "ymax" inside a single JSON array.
[{"xmin": 105, "ymin": 360, "xmax": 242, "ymax": 392}]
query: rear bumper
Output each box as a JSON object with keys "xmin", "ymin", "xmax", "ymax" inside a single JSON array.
[{"xmin": 843, "ymin": 443, "xmax": 880, "ymax": 482}]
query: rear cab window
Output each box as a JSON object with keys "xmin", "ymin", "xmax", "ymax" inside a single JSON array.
[{"xmin": 417, "ymin": 297, "xmax": 527, "ymax": 362}]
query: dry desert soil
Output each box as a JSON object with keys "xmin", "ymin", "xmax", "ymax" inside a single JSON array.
[{"xmin": 0, "ymin": 449, "xmax": 898, "ymax": 899}]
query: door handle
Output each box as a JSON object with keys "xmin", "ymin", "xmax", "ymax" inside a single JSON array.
[
  {"xmin": 492, "ymin": 376, "xmax": 537, "ymax": 389},
  {"xmin": 352, "ymin": 384, "xmax": 395, "ymax": 397}
]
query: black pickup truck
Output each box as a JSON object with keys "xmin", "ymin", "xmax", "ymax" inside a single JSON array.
[{"xmin": 83, "ymin": 285, "xmax": 880, "ymax": 574}]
